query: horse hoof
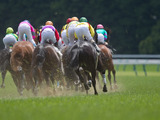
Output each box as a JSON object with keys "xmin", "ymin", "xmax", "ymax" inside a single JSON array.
[
  {"xmin": 103, "ymin": 85, "xmax": 108, "ymax": 92},
  {"xmin": 114, "ymin": 85, "xmax": 118, "ymax": 89},
  {"xmin": 95, "ymin": 92, "xmax": 98, "ymax": 95},
  {"xmin": 1, "ymin": 85, "xmax": 5, "ymax": 88},
  {"xmin": 88, "ymin": 82, "xmax": 92, "ymax": 87},
  {"xmin": 84, "ymin": 84, "xmax": 90, "ymax": 90},
  {"xmin": 19, "ymin": 91, "xmax": 23, "ymax": 96}
]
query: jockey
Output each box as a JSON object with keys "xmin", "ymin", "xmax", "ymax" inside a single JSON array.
[
  {"xmin": 61, "ymin": 18, "xmax": 72, "ymax": 46},
  {"xmin": 66, "ymin": 16, "xmax": 79, "ymax": 46},
  {"xmin": 96, "ymin": 24, "xmax": 108, "ymax": 45},
  {"xmin": 40, "ymin": 21, "xmax": 62, "ymax": 56},
  {"xmin": 75, "ymin": 17, "xmax": 101, "ymax": 53},
  {"xmin": 3, "ymin": 27, "xmax": 18, "ymax": 49},
  {"xmin": 18, "ymin": 20, "xmax": 37, "ymax": 47}
]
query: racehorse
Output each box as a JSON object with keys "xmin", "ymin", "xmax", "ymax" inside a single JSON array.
[
  {"xmin": 63, "ymin": 40, "xmax": 99, "ymax": 95},
  {"xmin": 31, "ymin": 43, "xmax": 63, "ymax": 95},
  {"xmin": 10, "ymin": 41, "xmax": 34, "ymax": 95},
  {"xmin": 94, "ymin": 28, "xmax": 117, "ymax": 91},
  {"xmin": 0, "ymin": 48, "xmax": 19, "ymax": 89},
  {"xmin": 62, "ymin": 46, "xmax": 81, "ymax": 91},
  {"xmin": 97, "ymin": 44, "xmax": 117, "ymax": 91}
]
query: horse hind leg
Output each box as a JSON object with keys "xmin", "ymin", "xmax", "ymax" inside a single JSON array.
[
  {"xmin": 91, "ymin": 71, "xmax": 98, "ymax": 95},
  {"xmin": 112, "ymin": 69, "xmax": 118, "ymax": 89},
  {"xmin": 17, "ymin": 71, "xmax": 25, "ymax": 96},
  {"xmin": 108, "ymin": 70, "xmax": 113, "ymax": 90},
  {"xmin": 101, "ymin": 71, "xmax": 108, "ymax": 92},
  {"xmin": 1, "ymin": 70, "xmax": 7, "ymax": 88},
  {"xmin": 75, "ymin": 69, "xmax": 89, "ymax": 94}
]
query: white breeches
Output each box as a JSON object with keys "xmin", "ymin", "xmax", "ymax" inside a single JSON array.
[
  {"xmin": 40, "ymin": 28, "xmax": 56, "ymax": 44},
  {"xmin": 61, "ymin": 30, "xmax": 69, "ymax": 45},
  {"xmin": 67, "ymin": 24, "xmax": 77, "ymax": 46},
  {"xmin": 18, "ymin": 23, "xmax": 36, "ymax": 46},
  {"xmin": 58, "ymin": 38, "xmax": 65, "ymax": 50},
  {"xmin": 97, "ymin": 33, "xmax": 105, "ymax": 44},
  {"xmin": 3, "ymin": 34, "xmax": 17, "ymax": 48},
  {"xmin": 75, "ymin": 25, "xmax": 92, "ymax": 42}
]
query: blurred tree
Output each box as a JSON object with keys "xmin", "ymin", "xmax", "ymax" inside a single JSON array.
[
  {"xmin": 0, "ymin": 0, "xmax": 160, "ymax": 54},
  {"xmin": 139, "ymin": 20, "xmax": 160, "ymax": 54}
]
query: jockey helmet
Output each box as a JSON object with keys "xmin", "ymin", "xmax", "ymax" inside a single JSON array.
[
  {"xmin": 80, "ymin": 17, "xmax": 88, "ymax": 22},
  {"xmin": 66, "ymin": 18, "xmax": 72, "ymax": 24},
  {"xmin": 24, "ymin": 20, "xmax": 30, "ymax": 24},
  {"xmin": 97, "ymin": 24, "xmax": 104, "ymax": 29},
  {"xmin": 6, "ymin": 27, "xmax": 14, "ymax": 34},
  {"xmin": 71, "ymin": 17, "xmax": 79, "ymax": 21},
  {"xmin": 45, "ymin": 21, "xmax": 53, "ymax": 26}
]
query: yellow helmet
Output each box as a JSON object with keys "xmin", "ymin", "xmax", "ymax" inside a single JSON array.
[
  {"xmin": 71, "ymin": 17, "xmax": 79, "ymax": 21},
  {"xmin": 45, "ymin": 21, "xmax": 53, "ymax": 26},
  {"xmin": 6, "ymin": 27, "xmax": 14, "ymax": 34}
]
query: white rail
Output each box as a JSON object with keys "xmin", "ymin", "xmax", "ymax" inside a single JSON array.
[{"xmin": 113, "ymin": 54, "xmax": 160, "ymax": 65}]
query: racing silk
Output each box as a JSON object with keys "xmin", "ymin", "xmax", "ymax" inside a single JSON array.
[
  {"xmin": 66, "ymin": 21, "xmax": 79, "ymax": 38},
  {"xmin": 76, "ymin": 22, "xmax": 95, "ymax": 37},
  {"xmin": 40, "ymin": 25, "xmax": 60, "ymax": 42},
  {"xmin": 61, "ymin": 24, "xmax": 68, "ymax": 33},
  {"xmin": 96, "ymin": 29, "xmax": 107, "ymax": 42},
  {"xmin": 7, "ymin": 33, "xmax": 18, "ymax": 41},
  {"xmin": 19, "ymin": 21, "xmax": 36, "ymax": 39}
]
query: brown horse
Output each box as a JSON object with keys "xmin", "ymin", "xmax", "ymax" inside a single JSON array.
[
  {"xmin": 63, "ymin": 41, "xmax": 99, "ymax": 95},
  {"xmin": 10, "ymin": 41, "xmax": 34, "ymax": 95},
  {"xmin": 0, "ymin": 48, "xmax": 19, "ymax": 89},
  {"xmin": 93, "ymin": 28, "xmax": 117, "ymax": 91},
  {"xmin": 31, "ymin": 43, "xmax": 63, "ymax": 95},
  {"xmin": 62, "ymin": 46, "xmax": 81, "ymax": 91},
  {"xmin": 97, "ymin": 44, "xmax": 117, "ymax": 91}
]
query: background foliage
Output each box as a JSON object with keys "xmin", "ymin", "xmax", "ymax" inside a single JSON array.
[{"xmin": 0, "ymin": 0, "xmax": 160, "ymax": 54}]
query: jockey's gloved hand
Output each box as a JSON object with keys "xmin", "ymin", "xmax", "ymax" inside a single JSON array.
[
  {"xmin": 54, "ymin": 42, "xmax": 58, "ymax": 47},
  {"xmin": 104, "ymin": 42, "xmax": 108, "ymax": 45}
]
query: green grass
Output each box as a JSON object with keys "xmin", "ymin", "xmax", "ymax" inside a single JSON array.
[{"xmin": 0, "ymin": 65, "xmax": 160, "ymax": 120}]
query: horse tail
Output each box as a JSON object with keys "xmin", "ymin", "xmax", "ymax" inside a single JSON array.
[
  {"xmin": 70, "ymin": 49, "xmax": 79, "ymax": 69},
  {"xmin": 32, "ymin": 45, "xmax": 45, "ymax": 69},
  {"xmin": 105, "ymin": 28, "xmax": 112, "ymax": 43}
]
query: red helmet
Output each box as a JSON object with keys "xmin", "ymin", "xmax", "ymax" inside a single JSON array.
[
  {"xmin": 97, "ymin": 24, "xmax": 104, "ymax": 29},
  {"xmin": 66, "ymin": 18, "xmax": 72, "ymax": 24}
]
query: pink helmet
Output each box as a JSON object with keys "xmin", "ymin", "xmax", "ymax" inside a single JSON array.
[
  {"xmin": 97, "ymin": 24, "xmax": 104, "ymax": 29},
  {"xmin": 66, "ymin": 18, "xmax": 72, "ymax": 24}
]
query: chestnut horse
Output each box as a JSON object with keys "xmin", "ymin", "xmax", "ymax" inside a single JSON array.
[
  {"xmin": 10, "ymin": 41, "xmax": 34, "ymax": 95},
  {"xmin": 97, "ymin": 44, "xmax": 117, "ymax": 91},
  {"xmin": 31, "ymin": 43, "xmax": 63, "ymax": 95},
  {"xmin": 94, "ymin": 28, "xmax": 117, "ymax": 91}
]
